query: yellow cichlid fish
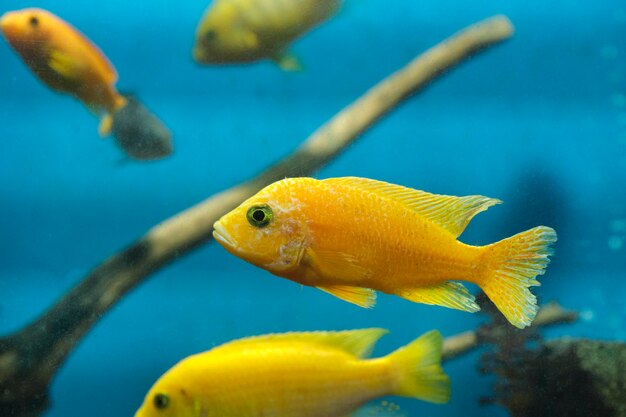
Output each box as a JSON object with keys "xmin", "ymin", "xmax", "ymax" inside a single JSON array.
[
  {"xmin": 134, "ymin": 328, "xmax": 450, "ymax": 417},
  {"xmin": 213, "ymin": 177, "xmax": 558, "ymax": 329},
  {"xmin": 193, "ymin": 0, "xmax": 341, "ymax": 70}
]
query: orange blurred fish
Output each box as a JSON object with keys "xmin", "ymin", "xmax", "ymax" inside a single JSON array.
[
  {"xmin": 213, "ymin": 177, "xmax": 557, "ymax": 329},
  {"xmin": 134, "ymin": 328, "xmax": 449, "ymax": 417},
  {"xmin": 1, "ymin": 8, "xmax": 126, "ymax": 136}
]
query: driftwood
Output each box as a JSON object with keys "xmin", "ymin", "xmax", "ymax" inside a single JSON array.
[
  {"xmin": 0, "ymin": 16, "xmax": 514, "ymax": 417},
  {"xmin": 442, "ymin": 302, "xmax": 579, "ymax": 361}
]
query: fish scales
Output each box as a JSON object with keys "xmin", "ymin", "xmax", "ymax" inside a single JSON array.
[{"xmin": 284, "ymin": 178, "xmax": 481, "ymax": 289}]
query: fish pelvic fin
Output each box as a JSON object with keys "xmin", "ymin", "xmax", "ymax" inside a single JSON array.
[
  {"xmin": 317, "ymin": 285, "xmax": 376, "ymax": 308},
  {"xmin": 386, "ymin": 330, "xmax": 450, "ymax": 404},
  {"xmin": 272, "ymin": 51, "xmax": 303, "ymax": 72},
  {"xmin": 98, "ymin": 113, "xmax": 113, "ymax": 137},
  {"xmin": 479, "ymin": 226, "xmax": 557, "ymax": 329},
  {"xmin": 397, "ymin": 282, "xmax": 480, "ymax": 313}
]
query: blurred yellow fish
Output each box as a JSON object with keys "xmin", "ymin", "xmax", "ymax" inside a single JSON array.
[
  {"xmin": 134, "ymin": 328, "xmax": 449, "ymax": 417},
  {"xmin": 193, "ymin": 0, "xmax": 341, "ymax": 70},
  {"xmin": 1, "ymin": 8, "xmax": 126, "ymax": 136},
  {"xmin": 213, "ymin": 177, "xmax": 557, "ymax": 329}
]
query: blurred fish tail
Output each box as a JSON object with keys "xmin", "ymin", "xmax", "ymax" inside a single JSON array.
[{"xmin": 111, "ymin": 94, "xmax": 173, "ymax": 161}]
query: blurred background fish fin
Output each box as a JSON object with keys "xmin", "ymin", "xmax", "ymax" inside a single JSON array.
[
  {"xmin": 480, "ymin": 226, "xmax": 557, "ymax": 328},
  {"xmin": 98, "ymin": 113, "xmax": 113, "ymax": 137},
  {"xmin": 312, "ymin": 0, "xmax": 343, "ymax": 20},
  {"xmin": 397, "ymin": 282, "xmax": 480, "ymax": 312},
  {"xmin": 272, "ymin": 50, "xmax": 303, "ymax": 71},
  {"xmin": 387, "ymin": 330, "xmax": 450, "ymax": 404},
  {"xmin": 317, "ymin": 285, "xmax": 376, "ymax": 308}
]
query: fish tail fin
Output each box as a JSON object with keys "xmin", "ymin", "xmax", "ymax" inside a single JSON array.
[
  {"xmin": 386, "ymin": 330, "xmax": 450, "ymax": 404},
  {"xmin": 109, "ymin": 95, "xmax": 173, "ymax": 160},
  {"xmin": 479, "ymin": 226, "xmax": 557, "ymax": 328}
]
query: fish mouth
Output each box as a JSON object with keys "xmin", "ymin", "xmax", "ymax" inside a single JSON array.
[
  {"xmin": 0, "ymin": 14, "xmax": 14, "ymax": 35},
  {"xmin": 212, "ymin": 221, "xmax": 235, "ymax": 249}
]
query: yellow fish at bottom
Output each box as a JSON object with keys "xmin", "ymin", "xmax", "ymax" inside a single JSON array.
[
  {"xmin": 134, "ymin": 329, "xmax": 449, "ymax": 417},
  {"xmin": 213, "ymin": 177, "xmax": 557, "ymax": 329}
]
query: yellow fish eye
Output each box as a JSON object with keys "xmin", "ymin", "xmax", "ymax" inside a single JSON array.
[
  {"xmin": 247, "ymin": 205, "xmax": 273, "ymax": 228},
  {"xmin": 153, "ymin": 393, "xmax": 170, "ymax": 410},
  {"xmin": 29, "ymin": 15, "xmax": 39, "ymax": 28}
]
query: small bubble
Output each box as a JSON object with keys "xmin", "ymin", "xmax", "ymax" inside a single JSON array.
[
  {"xmin": 608, "ymin": 236, "xmax": 623, "ymax": 251},
  {"xmin": 601, "ymin": 45, "xmax": 619, "ymax": 59}
]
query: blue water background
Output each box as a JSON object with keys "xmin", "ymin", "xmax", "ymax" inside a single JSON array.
[{"xmin": 1, "ymin": 0, "xmax": 625, "ymax": 416}]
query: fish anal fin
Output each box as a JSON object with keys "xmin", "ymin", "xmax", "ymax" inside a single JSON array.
[
  {"xmin": 324, "ymin": 177, "xmax": 501, "ymax": 238},
  {"xmin": 98, "ymin": 113, "xmax": 113, "ymax": 137},
  {"xmin": 272, "ymin": 50, "xmax": 303, "ymax": 72},
  {"xmin": 216, "ymin": 328, "xmax": 388, "ymax": 358},
  {"xmin": 398, "ymin": 282, "xmax": 480, "ymax": 313},
  {"xmin": 317, "ymin": 285, "xmax": 377, "ymax": 308}
]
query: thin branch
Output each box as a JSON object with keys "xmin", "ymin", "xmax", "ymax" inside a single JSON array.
[
  {"xmin": 442, "ymin": 302, "xmax": 579, "ymax": 361},
  {"xmin": 0, "ymin": 16, "xmax": 514, "ymax": 417}
]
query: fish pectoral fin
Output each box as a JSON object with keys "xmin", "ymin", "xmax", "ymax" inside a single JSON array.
[
  {"xmin": 241, "ymin": 29, "xmax": 259, "ymax": 49},
  {"xmin": 317, "ymin": 285, "xmax": 377, "ymax": 308},
  {"xmin": 48, "ymin": 49, "xmax": 84, "ymax": 82},
  {"xmin": 98, "ymin": 113, "xmax": 113, "ymax": 137},
  {"xmin": 323, "ymin": 177, "xmax": 501, "ymax": 238},
  {"xmin": 305, "ymin": 248, "xmax": 372, "ymax": 282},
  {"xmin": 272, "ymin": 50, "xmax": 303, "ymax": 72},
  {"xmin": 398, "ymin": 282, "xmax": 480, "ymax": 313}
]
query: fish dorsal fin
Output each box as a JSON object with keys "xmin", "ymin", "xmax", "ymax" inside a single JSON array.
[
  {"xmin": 216, "ymin": 328, "xmax": 388, "ymax": 358},
  {"xmin": 325, "ymin": 177, "xmax": 501, "ymax": 238}
]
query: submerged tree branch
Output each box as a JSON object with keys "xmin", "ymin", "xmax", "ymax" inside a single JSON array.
[
  {"xmin": 442, "ymin": 302, "xmax": 579, "ymax": 361},
  {"xmin": 0, "ymin": 16, "xmax": 514, "ymax": 417}
]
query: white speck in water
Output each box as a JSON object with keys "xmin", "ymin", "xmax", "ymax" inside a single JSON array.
[
  {"xmin": 608, "ymin": 236, "xmax": 623, "ymax": 251},
  {"xmin": 601, "ymin": 45, "xmax": 619, "ymax": 59},
  {"xmin": 580, "ymin": 309, "xmax": 595, "ymax": 322},
  {"xmin": 612, "ymin": 93, "xmax": 626, "ymax": 107}
]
